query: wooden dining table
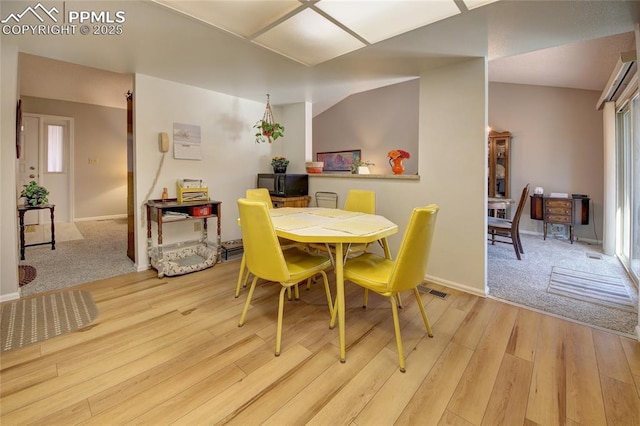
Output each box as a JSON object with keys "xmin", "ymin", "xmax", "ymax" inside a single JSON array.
[{"xmin": 269, "ymin": 207, "xmax": 398, "ymax": 362}]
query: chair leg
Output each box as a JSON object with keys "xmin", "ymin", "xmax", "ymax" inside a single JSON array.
[
  {"xmin": 275, "ymin": 286, "xmax": 288, "ymax": 356},
  {"xmin": 238, "ymin": 276, "xmax": 259, "ymax": 326},
  {"xmin": 362, "ymin": 289, "xmax": 369, "ymax": 308},
  {"xmin": 330, "ymin": 297, "xmax": 338, "ymax": 329},
  {"xmin": 325, "ymin": 243, "xmax": 336, "ymax": 267},
  {"xmin": 516, "ymin": 231, "xmax": 524, "ymax": 254},
  {"xmin": 413, "ymin": 288, "xmax": 433, "ymax": 337},
  {"xmin": 389, "ymin": 295, "xmax": 406, "ymax": 373},
  {"xmin": 511, "ymin": 231, "xmax": 521, "ymax": 260},
  {"xmin": 512, "ymin": 242, "xmax": 521, "ymax": 260},
  {"xmin": 234, "ymin": 254, "xmax": 247, "ymax": 298},
  {"xmin": 317, "ymin": 271, "xmax": 334, "ymax": 318},
  {"xmin": 294, "ymin": 283, "xmax": 300, "ymax": 300}
]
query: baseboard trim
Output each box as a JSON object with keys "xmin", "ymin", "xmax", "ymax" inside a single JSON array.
[
  {"xmin": 0, "ymin": 292, "xmax": 20, "ymax": 302},
  {"xmin": 425, "ymin": 274, "xmax": 487, "ymax": 297},
  {"xmin": 75, "ymin": 214, "xmax": 127, "ymax": 222},
  {"xmin": 520, "ymin": 229, "xmax": 601, "ymax": 246}
]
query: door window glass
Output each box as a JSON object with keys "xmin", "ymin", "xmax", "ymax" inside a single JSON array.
[{"xmin": 47, "ymin": 124, "xmax": 64, "ymax": 173}]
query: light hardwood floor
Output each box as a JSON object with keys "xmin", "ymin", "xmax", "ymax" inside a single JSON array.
[{"xmin": 1, "ymin": 259, "xmax": 639, "ymax": 425}]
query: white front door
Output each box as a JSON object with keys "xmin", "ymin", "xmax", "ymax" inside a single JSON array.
[{"xmin": 19, "ymin": 114, "xmax": 73, "ymax": 223}]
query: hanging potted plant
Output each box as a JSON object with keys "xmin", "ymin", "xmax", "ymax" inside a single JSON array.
[
  {"xmin": 20, "ymin": 180, "xmax": 49, "ymax": 206},
  {"xmin": 253, "ymin": 94, "xmax": 285, "ymax": 143},
  {"xmin": 254, "ymin": 120, "xmax": 285, "ymax": 144}
]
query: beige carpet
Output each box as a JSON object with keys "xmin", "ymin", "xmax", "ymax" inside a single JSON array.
[
  {"xmin": 488, "ymin": 233, "xmax": 638, "ymax": 336},
  {"xmin": 1, "ymin": 290, "xmax": 98, "ymax": 352},
  {"xmin": 23, "ymin": 222, "xmax": 84, "ymax": 245},
  {"xmin": 19, "ymin": 219, "xmax": 137, "ymax": 297}
]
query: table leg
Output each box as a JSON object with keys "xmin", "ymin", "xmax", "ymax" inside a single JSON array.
[
  {"xmin": 569, "ymin": 225, "xmax": 574, "ymax": 244},
  {"xmin": 50, "ymin": 205, "xmax": 55, "ymax": 250},
  {"xmin": 19, "ymin": 212, "xmax": 26, "ymax": 260},
  {"xmin": 335, "ymin": 242, "xmax": 346, "ymax": 363}
]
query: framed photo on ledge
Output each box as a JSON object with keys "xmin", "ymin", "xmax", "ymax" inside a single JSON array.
[{"xmin": 317, "ymin": 150, "xmax": 361, "ymax": 172}]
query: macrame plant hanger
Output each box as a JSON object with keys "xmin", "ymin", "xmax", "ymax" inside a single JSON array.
[{"xmin": 262, "ymin": 94, "xmax": 275, "ymax": 143}]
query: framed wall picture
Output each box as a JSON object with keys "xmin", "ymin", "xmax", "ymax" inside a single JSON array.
[{"xmin": 317, "ymin": 150, "xmax": 361, "ymax": 172}]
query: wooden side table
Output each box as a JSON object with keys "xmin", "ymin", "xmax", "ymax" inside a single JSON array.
[{"xmin": 18, "ymin": 204, "xmax": 55, "ymax": 260}]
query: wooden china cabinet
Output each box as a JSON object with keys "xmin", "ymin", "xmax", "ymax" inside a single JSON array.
[{"xmin": 488, "ymin": 130, "xmax": 511, "ymax": 199}]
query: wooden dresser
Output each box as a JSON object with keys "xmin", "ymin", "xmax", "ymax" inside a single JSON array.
[
  {"xmin": 530, "ymin": 195, "xmax": 590, "ymax": 244},
  {"xmin": 543, "ymin": 197, "xmax": 574, "ymax": 243}
]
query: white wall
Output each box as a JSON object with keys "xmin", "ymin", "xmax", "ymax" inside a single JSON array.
[
  {"xmin": 280, "ymin": 102, "xmax": 311, "ymax": 174},
  {"xmin": 421, "ymin": 58, "xmax": 488, "ymax": 295},
  {"xmin": 132, "ymin": 74, "xmax": 307, "ymax": 269},
  {"xmin": 311, "ymin": 58, "xmax": 488, "ymax": 296},
  {"xmin": 0, "ymin": 44, "xmax": 20, "ymax": 301},
  {"xmin": 313, "ymin": 80, "xmax": 419, "ymax": 175}
]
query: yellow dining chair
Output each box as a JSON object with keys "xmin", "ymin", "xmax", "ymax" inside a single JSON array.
[
  {"xmin": 309, "ymin": 189, "xmax": 376, "ymax": 265},
  {"xmin": 332, "ymin": 204, "xmax": 439, "ymax": 372},
  {"xmin": 235, "ymin": 188, "xmax": 301, "ymax": 297},
  {"xmin": 236, "ymin": 198, "xmax": 334, "ymax": 356},
  {"xmin": 245, "ymin": 188, "xmax": 273, "ymax": 207}
]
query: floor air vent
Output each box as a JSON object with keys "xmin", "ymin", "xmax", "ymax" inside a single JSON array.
[
  {"xmin": 418, "ymin": 286, "xmax": 449, "ymax": 299},
  {"xmin": 586, "ymin": 253, "xmax": 603, "ymax": 260}
]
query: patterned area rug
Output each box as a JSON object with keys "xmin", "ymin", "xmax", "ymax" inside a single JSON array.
[
  {"xmin": 18, "ymin": 265, "xmax": 37, "ymax": 287},
  {"xmin": 548, "ymin": 267, "xmax": 636, "ymax": 313},
  {"xmin": 0, "ymin": 290, "xmax": 98, "ymax": 352}
]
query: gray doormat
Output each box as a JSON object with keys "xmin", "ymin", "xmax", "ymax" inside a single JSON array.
[
  {"xmin": 548, "ymin": 267, "xmax": 636, "ymax": 313},
  {"xmin": 1, "ymin": 290, "xmax": 98, "ymax": 352}
]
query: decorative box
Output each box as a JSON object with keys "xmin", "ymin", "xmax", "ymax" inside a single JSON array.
[{"xmin": 190, "ymin": 205, "xmax": 212, "ymax": 216}]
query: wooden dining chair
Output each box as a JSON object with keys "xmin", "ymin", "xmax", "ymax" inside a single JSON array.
[
  {"xmin": 332, "ymin": 204, "xmax": 439, "ymax": 372},
  {"xmin": 488, "ymin": 184, "xmax": 530, "ymax": 260},
  {"xmin": 236, "ymin": 198, "xmax": 334, "ymax": 356}
]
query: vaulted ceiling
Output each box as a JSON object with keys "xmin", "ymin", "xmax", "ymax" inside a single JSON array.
[{"xmin": 2, "ymin": 0, "xmax": 638, "ymax": 114}]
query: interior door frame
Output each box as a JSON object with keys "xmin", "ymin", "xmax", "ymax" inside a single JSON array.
[{"xmin": 24, "ymin": 113, "xmax": 75, "ymax": 223}]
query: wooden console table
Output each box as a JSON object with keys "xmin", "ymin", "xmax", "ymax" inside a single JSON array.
[
  {"xmin": 18, "ymin": 204, "xmax": 55, "ymax": 260},
  {"xmin": 146, "ymin": 199, "xmax": 221, "ymax": 277},
  {"xmin": 530, "ymin": 195, "xmax": 590, "ymax": 244}
]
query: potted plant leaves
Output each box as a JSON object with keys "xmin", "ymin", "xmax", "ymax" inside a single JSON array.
[
  {"xmin": 350, "ymin": 160, "xmax": 375, "ymax": 174},
  {"xmin": 20, "ymin": 180, "xmax": 49, "ymax": 206},
  {"xmin": 254, "ymin": 120, "xmax": 285, "ymax": 143},
  {"xmin": 271, "ymin": 156, "xmax": 289, "ymax": 173}
]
